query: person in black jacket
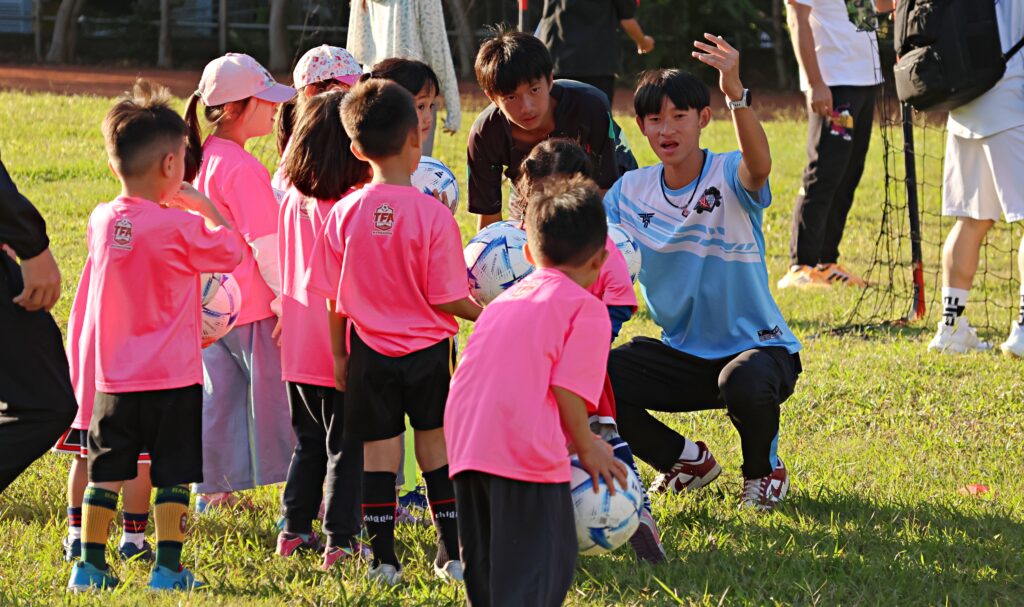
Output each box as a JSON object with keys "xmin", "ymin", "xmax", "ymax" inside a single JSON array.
[{"xmin": 0, "ymin": 154, "xmax": 77, "ymax": 493}]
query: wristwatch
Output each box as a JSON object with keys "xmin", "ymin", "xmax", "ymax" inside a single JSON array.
[{"xmin": 726, "ymin": 89, "xmax": 752, "ymax": 110}]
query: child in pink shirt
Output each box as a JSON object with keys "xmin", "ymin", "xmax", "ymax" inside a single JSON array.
[
  {"xmin": 445, "ymin": 176, "xmax": 627, "ymax": 606},
  {"xmin": 305, "ymin": 79, "xmax": 480, "ymax": 585},
  {"xmin": 185, "ymin": 53, "xmax": 297, "ymax": 508},
  {"xmin": 67, "ymin": 80, "xmax": 242, "ymax": 593},
  {"xmin": 516, "ymin": 139, "xmax": 665, "ymax": 563},
  {"xmin": 274, "ymin": 89, "xmax": 371, "ymax": 569}
]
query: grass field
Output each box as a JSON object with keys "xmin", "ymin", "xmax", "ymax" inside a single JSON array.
[{"xmin": 1, "ymin": 90, "xmax": 1022, "ymax": 606}]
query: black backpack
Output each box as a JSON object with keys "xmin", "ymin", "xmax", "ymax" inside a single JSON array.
[{"xmin": 894, "ymin": 0, "xmax": 1024, "ymax": 112}]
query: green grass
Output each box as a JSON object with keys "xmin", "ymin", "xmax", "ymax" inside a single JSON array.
[{"xmin": 1, "ymin": 91, "xmax": 1022, "ymax": 606}]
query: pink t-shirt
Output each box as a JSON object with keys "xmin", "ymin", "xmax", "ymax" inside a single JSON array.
[
  {"xmin": 306, "ymin": 183, "xmax": 468, "ymax": 357},
  {"xmin": 587, "ymin": 236, "xmax": 637, "ymax": 309},
  {"xmin": 445, "ymin": 268, "xmax": 612, "ymax": 484},
  {"xmin": 194, "ymin": 135, "xmax": 279, "ymax": 325},
  {"xmin": 278, "ymin": 186, "xmax": 338, "ymax": 386},
  {"xmin": 87, "ymin": 196, "xmax": 241, "ymax": 393},
  {"xmin": 66, "ymin": 258, "xmax": 95, "ymax": 430}
]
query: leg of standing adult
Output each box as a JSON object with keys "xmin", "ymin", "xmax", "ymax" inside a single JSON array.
[
  {"xmin": 0, "ymin": 254, "xmax": 76, "ymax": 493},
  {"xmin": 942, "ymin": 218, "xmax": 994, "ymax": 292},
  {"xmin": 820, "ymin": 85, "xmax": 877, "ymax": 266},
  {"xmin": 790, "ymin": 85, "xmax": 860, "ymax": 268},
  {"xmin": 716, "ymin": 348, "xmax": 800, "ymax": 479}
]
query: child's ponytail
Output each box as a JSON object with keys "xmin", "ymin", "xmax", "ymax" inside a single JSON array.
[
  {"xmin": 184, "ymin": 93, "xmax": 204, "ymax": 182},
  {"xmin": 275, "ymin": 99, "xmax": 297, "ymax": 156}
]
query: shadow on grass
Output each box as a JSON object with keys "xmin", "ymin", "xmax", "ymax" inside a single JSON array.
[{"xmin": 575, "ymin": 490, "xmax": 1022, "ymax": 605}]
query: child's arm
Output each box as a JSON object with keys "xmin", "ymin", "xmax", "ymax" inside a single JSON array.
[
  {"xmin": 434, "ymin": 297, "xmax": 483, "ymax": 322},
  {"xmin": 170, "ymin": 183, "xmax": 234, "ymax": 231},
  {"xmin": 692, "ymin": 33, "xmax": 771, "ymax": 192},
  {"xmin": 554, "ymin": 386, "xmax": 628, "ymax": 494},
  {"xmin": 327, "ymin": 300, "xmax": 349, "ymax": 392},
  {"xmin": 619, "ymin": 18, "xmax": 654, "ymax": 54}
]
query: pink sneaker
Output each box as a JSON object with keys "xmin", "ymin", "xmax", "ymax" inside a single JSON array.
[
  {"xmin": 649, "ymin": 441, "xmax": 722, "ymax": 494},
  {"xmin": 628, "ymin": 509, "xmax": 667, "ymax": 564},
  {"xmin": 740, "ymin": 456, "xmax": 790, "ymax": 511},
  {"xmin": 276, "ymin": 531, "xmax": 323, "ymax": 557},
  {"xmin": 321, "ymin": 542, "xmax": 370, "ymax": 570}
]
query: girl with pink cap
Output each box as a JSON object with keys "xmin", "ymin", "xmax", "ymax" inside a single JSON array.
[{"xmin": 184, "ymin": 53, "xmax": 297, "ymax": 511}]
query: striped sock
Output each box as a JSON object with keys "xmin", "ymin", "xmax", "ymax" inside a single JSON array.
[
  {"xmin": 67, "ymin": 506, "xmax": 83, "ymax": 541},
  {"xmin": 154, "ymin": 485, "xmax": 190, "ymax": 571},
  {"xmin": 81, "ymin": 487, "xmax": 118, "ymax": 568},
  {"xmin": 423, "ymin": 465, "xmax": 459, "ymax": 567},
  {"xmin": 120, "ymin": 511, "xmax": 148, "ymax": 548}
]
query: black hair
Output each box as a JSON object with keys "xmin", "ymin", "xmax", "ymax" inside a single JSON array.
[
  {"xmin": 275, "ymin": 78, "xmax": 342, "ymax": 156},
  {"xmin": 516, "ymin": 138, "xmax": 594, "ymax": 201},
  {"xmin": 474, "ymin": 26, "xmax": 553, "ymax": 97},
  {"xmin": 283, "ymin": 90, "xmax": 370, "ymax": 201},
  {"xmin": 184, "ymin": 94, "xmax": 251, "ymax": 182},
  {"xmin": 102, "ymin": 79, "xmax": 190, "ymax": 179},
  {"xmin": 525, "ymin": 174, "xmax": 607, "ymax": 267},
  {"xmin": 340, "ymin": 79, "xmax": 419, "ymax": 159},
  {"xmin": 633, "ymin": 69, "xmax": 710, "ymax": 118},
  {"xmin": 363, "ymin": 58, "xmax": 440, "ymax": 99}
]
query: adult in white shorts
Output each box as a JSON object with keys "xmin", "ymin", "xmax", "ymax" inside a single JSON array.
[{"xmin": 929, "ymin": 0, "xmax": 1024, "ymax": 356}]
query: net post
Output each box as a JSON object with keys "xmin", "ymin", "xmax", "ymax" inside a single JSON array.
[{"xmin": 901, "ymin": 102, "xmax": 926, "ymax": 322}]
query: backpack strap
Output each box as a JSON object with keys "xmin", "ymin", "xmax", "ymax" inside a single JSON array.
[{"xmin": 1005, "ymin": 35, "xmax": 1024, "ymax": 63}]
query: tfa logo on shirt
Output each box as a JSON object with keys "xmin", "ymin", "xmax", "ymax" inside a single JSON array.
[
  {"xmin": 112, "ymin": 217, "xmax": 133, "ymax": 250},
  {"xmin": 373, "ymin": 202, "xmax": 395, "ymax": 235}
]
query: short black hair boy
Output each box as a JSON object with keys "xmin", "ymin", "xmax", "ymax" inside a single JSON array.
[
  {"xmin": 340, "ymin": 79, "xmax": 419, "ymax": 159},
  {"xmin": 633, "ymin": 69, "xmax": 711, "ymax": 119}
]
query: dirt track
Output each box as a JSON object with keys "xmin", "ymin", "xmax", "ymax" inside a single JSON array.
[{"xmin": 0, "ymin": 62, "xmax": 807, "ymax": 117}]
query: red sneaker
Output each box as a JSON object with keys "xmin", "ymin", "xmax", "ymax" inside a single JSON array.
[
  {"xmin": 740, "ymin": 456, "xmax": 790, "ymax": 511},
  {"xmin": 649, "ymin": 441, "xmax": 722, "ymax": 494},
  {"xmin": 276, "ymin": 531, "xmax": 323, "ymax": 557}
]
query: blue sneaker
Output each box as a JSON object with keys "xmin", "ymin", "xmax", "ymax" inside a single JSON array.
[
  {"xmin": 398, "ymin": 486, "xmax": 428, "ymax": 510},
  {"xmin": 118, "ymin": 540, "xmax": 154, "ymax": 562},
  {"xmin": 67, "ymin": 561, "xmax": 119, "ymax": 592},
  {"xmin": 62, "ymin": 536, "xmax": 81, "ymax": 562},
  {"xmin": 148, "ymin": 565, "xmax": 205, "ymax": 591}
]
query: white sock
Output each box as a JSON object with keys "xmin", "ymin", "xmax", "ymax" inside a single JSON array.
[
  {"xmin": 1017, "ymin": 285, "xmax": 1024, "ymax": 326},
  {"xmin": 941, "ymin": 287, "xmax": 969, "ymax": 327},
  {"xmin": 120, "ymin": 531, "xmax": 145, "ymax": 548},
  {"xmin": 68, "ymin": 525, "xmax": 82, "ymax": 541},
  {"xmin": 679, "ymin": 439, "xmax": 700, "ymax": 461}
]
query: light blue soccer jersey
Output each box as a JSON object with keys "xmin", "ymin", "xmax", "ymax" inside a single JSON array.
[{"xmin": 604, "ymin": 150, "xmax": 801, "ymax": 359}]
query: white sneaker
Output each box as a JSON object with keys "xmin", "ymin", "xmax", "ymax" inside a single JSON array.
[
  {"xmin": 740, "ymin": 456, "xmax": 789, "ymax": 512},
  {"xmin": 927, "ymin": 318, "xmax": 991, "ymax": 353},
  {"xmin": 434, "ymin": 559, "xmax": 464, "ymax": 582},
  {"xmin": 367, "ymin": 563, "xmax": 403, "ymax": 586},
  {"xmin": 1000, "ymin": 323, "xmax": 1024, "ymax": 357}
]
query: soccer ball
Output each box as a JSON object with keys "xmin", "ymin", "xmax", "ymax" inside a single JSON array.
[
  {"xmin": 200, "ymin": 273, "xmax": 242, "ymax": 348},
  {"xmin": 463, "ymin": 220, "xmax": 534, "ymax": 306},
  {"xmin": 570, "ymin": 456, "xmax": 644, "ymax": 555},
  {"xmin": 412, "ymin": 156, "xmax": 459, "ymax": 215},
  {"xmin": 607, "ymin": 224, "xmax": 641, "ymax": 283}
]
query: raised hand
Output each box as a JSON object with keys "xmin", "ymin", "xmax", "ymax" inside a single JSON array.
[{"xmin": 692, "ymin": 33, "xmax": 745, "ymax": 101}]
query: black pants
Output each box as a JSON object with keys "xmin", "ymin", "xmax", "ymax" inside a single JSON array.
[
  {"xmin": 608, "ymin": 337, "xmax": 801, "ymax": 479},
  {"xmin": 556, "ymin": 74, "xmax": 616, "ymax": 106},
  {"xmin": 790, "ymin": 85, "xmax": 877, "ymax": 267},
  {"xmin": 0, "ymin": 254, "xmax": 76, "ymax": 493},
  {"xmin": 283, "ymin": 382, "xmax": 363, "ymax": 547},
  {"xmin": 454, "ymin": 472, "xmax": 577, "ymax": 607}
]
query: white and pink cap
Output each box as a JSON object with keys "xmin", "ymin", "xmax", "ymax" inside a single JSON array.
[
  {"xmin": 196, "ymin": 53, "xmax": 296, "ymax": 107},
  {"xmin": 292, "ymin": 45, "xmax": 363, "ymax": 89}
]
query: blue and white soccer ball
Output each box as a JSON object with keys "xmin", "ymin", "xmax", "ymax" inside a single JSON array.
[
  {"xmin": 607, "ymin": 224, "xmax": 641, "ymax": 284},
  {"xmin": 200, "ymin": 272, "xmax": 242, "ymax": 348},
  {"xmin": 412, "ymin": 156, "xmax": 459, "ymax": 215},
  {"xmin": 463, "ymin": 220, "xmax": 535, "ymax": 306},
  {"xmin": 570, "ymin": 456, "xmax": 644, "ymax": 555}
]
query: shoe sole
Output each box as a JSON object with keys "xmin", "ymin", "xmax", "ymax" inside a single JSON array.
[
  {"xmin": 628, "ymin": 523, "xmax": 667, "ymax": 564},
  {"xmin": 683, "ymin": 461, "xmax": 723, "ymax": 492}
]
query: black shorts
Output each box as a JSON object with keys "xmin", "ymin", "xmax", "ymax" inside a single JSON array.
[
  {"xmin": 88, "ymin": 384, "xmax": 203, "ymax": 487},
  {"xmin": 345, "ymin": 331, "xmax": 455, "ymax": 441}
]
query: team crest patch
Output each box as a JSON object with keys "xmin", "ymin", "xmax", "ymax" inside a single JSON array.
[
  {"xmin": 112, "ymin": 217, "xmax": 133, "ymax": 250},
  {"xmin": 638, "ymin": 212, "xmax": 655, "ymax": 228},
  {"xmin": 695, "ymin": 187, "xmax": 722, "ymax": 214},
  {"xmin": 373, "ymin": 203, "xmax": 395, "ymax": 234}
]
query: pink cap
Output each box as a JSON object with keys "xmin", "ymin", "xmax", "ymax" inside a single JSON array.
[
  {"xmin": 196, "ymin": 53, "xmax": 296, "ymax": 107},
  {"xmin": 293, "ymin": 45, "xmax": 363, "ymax": 89}
]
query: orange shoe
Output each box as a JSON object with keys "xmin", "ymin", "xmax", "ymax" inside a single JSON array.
[
  {"xmin": 776, "ymin": 265, "xmax": 831, "ymax": 290},
  {"xmin": 816, "ymin": 263, "xmax": 866, "ymax": 287}
]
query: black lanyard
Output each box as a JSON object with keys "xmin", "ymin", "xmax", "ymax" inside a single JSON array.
[{"xmin": 659, "ymin": 150, "xmax": 707, "ymax": 218}]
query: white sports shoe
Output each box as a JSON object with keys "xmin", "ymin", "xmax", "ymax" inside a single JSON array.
[
  {"xmin": 1000, "ymin": 323, "xmax": 1024, "ymax": 357},
  {"xmin": 927, "ymin": 318, "xmax": 991, "ymax": 353},
  {"xmin": 434, "ymin": 559, "xmax": 464, "ymax": 582},
  {"xmin": 367, "ymin": 563, "xmax": 403, "ymax": 586}
]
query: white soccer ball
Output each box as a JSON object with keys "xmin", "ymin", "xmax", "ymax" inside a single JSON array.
[
  {"xmin": 412, "ymin": 156, "xmax": 459, "ymax": 215},
  {"xmin": 463, "ymin": 220, "xmax": 534, "ymax": 306},
  {"xmin": 200, "ymin": 273, "xmax": 242, "ymax": 348},
  {"xmin": 570, "ymin": 456, "xmax": 644, "ymax": 556},
  {"xmin": 607, "ymin": 224, "xmax": 641, "ymax": 284}
]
